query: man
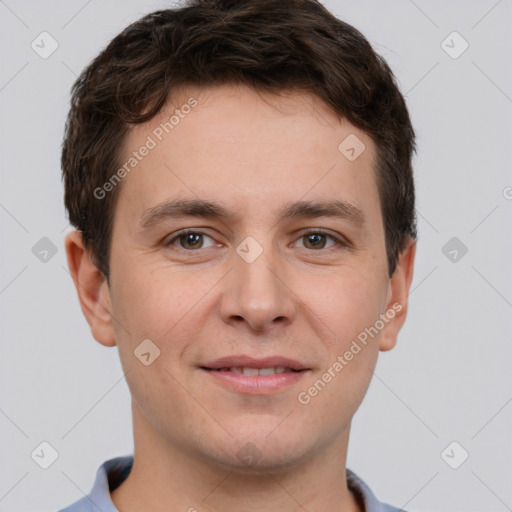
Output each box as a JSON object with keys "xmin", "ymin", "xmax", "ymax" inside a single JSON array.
[{"xmin": 59, "ymin": 0, "xmax": 416, "ymax": 510}]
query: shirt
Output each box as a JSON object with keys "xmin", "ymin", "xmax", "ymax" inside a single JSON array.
[{"xmin": 58, "ymin": 455, "xmax": 406, "ymax": 512}]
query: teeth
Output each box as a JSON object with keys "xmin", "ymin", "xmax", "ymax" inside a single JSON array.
[
  {"xmin": 259, "ymin": 367, "xmax": 277, "ymax": 376},
  {"xmin": 242, "ymin": 367, "xmax": 259, "ymax": 376},
  {"xmin": 228, "ymin": 366, "xmax": 290, "ymax": 375}
]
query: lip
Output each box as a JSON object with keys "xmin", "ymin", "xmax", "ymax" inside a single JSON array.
[
  {"xmin": 202, "ymin": 355, "xmax": 309, "ymax": 371},
  {"xmin": 203, "ymin": 368, "xmax": 309, "ymax": 394},
  {"xmin": 199, "ymin": 355, "xmax": 311, "ymax": 395}
]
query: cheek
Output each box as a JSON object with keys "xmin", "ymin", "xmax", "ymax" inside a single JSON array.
[
  {"xmin": 298, "ymin": 271, "xmax": 383, "ymax": 395},
  {"xmin": 108, "ymin": 270, "xmax": 200, "ymax": 421},
  {"xmin": 297, "ymin": 279, "xmax": 381, "ymax": 422},
  {"xmin": 111, "ymin": 267, "xmax": 207, "ymax": 341},
  {"xmin": 310, "ymin": 269, "xmax": 385, "ymax": 345}
]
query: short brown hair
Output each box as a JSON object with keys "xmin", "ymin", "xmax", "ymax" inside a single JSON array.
[{"xmin": 61, "ymin": 0, "xmax": 417, "ymax": 282}]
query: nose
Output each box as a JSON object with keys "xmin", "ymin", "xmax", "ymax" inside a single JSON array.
[{"xmin": 219, "ymin": 243, "xmax": 296, "ymax": 333}]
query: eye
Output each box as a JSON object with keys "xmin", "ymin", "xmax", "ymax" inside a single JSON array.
[
  {"xmin": 166, "ymin": 230, "xmax": 218, "ymax": 251},
  {"xmin": 294, "ymin": 229, "xmax": 347, "ymax": 251},
  {"xmin": 164, "ymin": 228, "xmax": 349, "ymax": 253}
]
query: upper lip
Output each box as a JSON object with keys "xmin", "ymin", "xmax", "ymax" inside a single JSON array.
[{"xmin": 201, "ymin": 355, "xmax": 309, "ymax": 371}]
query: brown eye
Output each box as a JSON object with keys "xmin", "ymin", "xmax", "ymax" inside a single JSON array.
[
  {"xmin": 302, "ymin": 233, "xmax": 329, "ymax": 249},
  {"xmin": 295, "ymin": 230, "xmax": 345, "ymax": 251},
  {"xmin": 166, "ymin": 230, "xmax": 217, "ymax": 250},
  {"xmin": 178, "ymin": 233, "xmax": 203, "ymax": 250}
]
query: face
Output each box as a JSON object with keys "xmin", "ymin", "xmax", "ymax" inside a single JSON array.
[{"xmin": 68, "ymin": 84, "xmax": 415, "ymax": 472}]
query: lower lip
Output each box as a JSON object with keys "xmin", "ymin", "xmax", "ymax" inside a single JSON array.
[{"xmin": 201, "ymin": 368, "xmax": 309, "ymax": 394}]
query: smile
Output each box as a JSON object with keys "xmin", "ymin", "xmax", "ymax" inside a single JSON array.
[
  {"xmin": 201, "ymin": 367, "xmax": 310, "ymax": 394},
  {"xmin": 209, "ymin": 366, "xmax": 303, "ymax": 375}
]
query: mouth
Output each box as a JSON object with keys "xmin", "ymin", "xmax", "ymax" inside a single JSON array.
[
  {"xmin": 199, "ymin": 364, "xmax": 310, "ymax": 394},
  {"xmin": 201, "ymin": 366, "xmax": 307, "ymax": 376}
]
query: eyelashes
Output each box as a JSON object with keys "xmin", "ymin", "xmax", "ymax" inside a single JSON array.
[
  {"xmin": 292, "ymin": 229, "xmax": 349, "ymax": 251},
  {"xmin": 165, "ymin": 228, "xmax": 350, "ymax": 253},
  {"xmin": 166, "ymin": 230, "xmax": 218, "ymax": 251}
]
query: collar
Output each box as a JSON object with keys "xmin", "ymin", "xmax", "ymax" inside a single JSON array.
[{"xmin": 60, "ymin": 455, "xmax": 402, "ymax": 512}]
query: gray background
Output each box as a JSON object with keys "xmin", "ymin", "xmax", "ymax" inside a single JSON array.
[{"xmin": 1, "ymin": 1, "xmax": 511, "ymax": 511}]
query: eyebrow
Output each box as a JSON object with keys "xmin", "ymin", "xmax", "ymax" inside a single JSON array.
[{"xmin": 139, "ymin": 198, "xmax": 366, "ymax": 229}]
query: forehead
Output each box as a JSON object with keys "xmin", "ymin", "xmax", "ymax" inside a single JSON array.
[{"xmin": 115, "ymin": 84, "xmax": 382, "ymax": 233}]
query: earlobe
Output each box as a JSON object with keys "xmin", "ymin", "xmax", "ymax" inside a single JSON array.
[
  {"xmin": 64, "ymin": 230, "xmax": 117, "ymax": 347},
  {"xmin": 379, "ymin": 238, "xmax": 416, "ymax": 352}
]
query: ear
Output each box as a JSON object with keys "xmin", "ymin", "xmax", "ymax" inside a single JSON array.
[
  {"xmin": 379, "ymin": 237, "xmax": 416, "ymax": 352},
  {"xmin": 64, "ymin": 230, "xmax": 116, "ymax": 347}
]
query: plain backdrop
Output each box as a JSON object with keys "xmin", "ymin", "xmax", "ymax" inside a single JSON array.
[{"xmin": 1, "ymin": 1, "xmax": 511, "ymax": 511}]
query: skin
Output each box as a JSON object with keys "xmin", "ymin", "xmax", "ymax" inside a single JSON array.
[{"xmin": 65, "ymin": 83, "xmax": 416, "ymax": 512}]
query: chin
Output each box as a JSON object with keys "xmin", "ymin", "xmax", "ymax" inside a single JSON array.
[
  {"xmin": 214, "ymin": 447, "xmax": 311, "ymax": 475},
  {"xmin": 202, "ymin": 428, "xmax": 312, "ymax": 474}
]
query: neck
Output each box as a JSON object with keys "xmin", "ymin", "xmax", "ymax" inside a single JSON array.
[{"xmin": 111, "ymin": 404, "xmax": 363, "ymax": 512}]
